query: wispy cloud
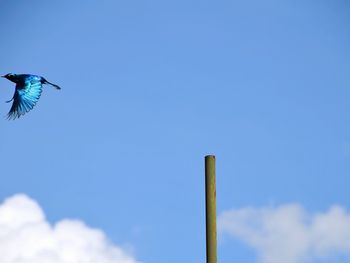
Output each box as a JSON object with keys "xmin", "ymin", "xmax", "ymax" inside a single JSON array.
[
  {"xmin": 218, "ymin": 204, "xmax": 350, "ymax": 263},
  {"xmin": 0, "ymin": 194, "xmax": 138, "ymax": 263}
]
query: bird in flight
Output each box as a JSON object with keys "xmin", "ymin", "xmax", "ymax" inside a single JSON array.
[{"xmin": 2, "ymin": 73, "xmax": 61, "ymax": 120}]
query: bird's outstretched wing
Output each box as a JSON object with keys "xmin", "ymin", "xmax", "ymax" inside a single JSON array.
[{"xmin": 7, "ymin": 78, "xmax": 43, "ymax": 120}]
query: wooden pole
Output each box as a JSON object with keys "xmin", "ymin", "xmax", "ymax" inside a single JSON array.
[{"xmin": 205, "ymin": 155, "xmax": 217, "ymax": 263}]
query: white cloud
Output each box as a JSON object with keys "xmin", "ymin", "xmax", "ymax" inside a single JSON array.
[
  {"xmin": 218, "ymin": 203, "xmax": 350, "ymax": 263},
  {"xmin": 0, "ymin": 194, "xmax": 139, "ymax": 263}
]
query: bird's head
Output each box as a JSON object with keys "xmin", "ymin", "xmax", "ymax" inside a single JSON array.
[
  {"xmin": 1, "ymin": 73, "xmax": 15, "ymax": 80},
  {"xmin": 2, "ymin": 73, "xmax": 15, "ymax": 81}
]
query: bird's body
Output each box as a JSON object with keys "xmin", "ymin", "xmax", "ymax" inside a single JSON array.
[{"xmin": 2, "ymin": 73, "xmax": 60, "ymax": 119}]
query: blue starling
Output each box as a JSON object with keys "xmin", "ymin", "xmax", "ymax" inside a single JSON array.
[{"xmin": 2, "ymin": 73, "xmax": 60, "ymax": 120}]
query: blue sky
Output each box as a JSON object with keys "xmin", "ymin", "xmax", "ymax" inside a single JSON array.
[{"xmin": 1, "ymin": 1, "xmax": 350, "ymax": 263}]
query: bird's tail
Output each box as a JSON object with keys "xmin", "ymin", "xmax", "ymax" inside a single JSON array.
[{"xmin": 43, "ymin": 79, "xmax": 61, "ymax": 90}]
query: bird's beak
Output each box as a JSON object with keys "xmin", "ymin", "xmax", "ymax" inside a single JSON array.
[{"xmin": 1, "ymin": 75, "xmax": 5, "ymax": 78}]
